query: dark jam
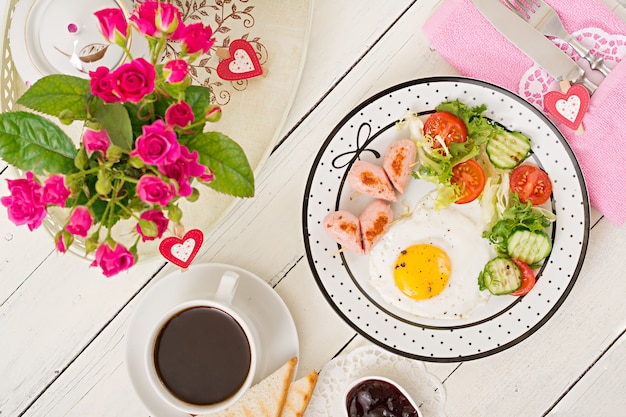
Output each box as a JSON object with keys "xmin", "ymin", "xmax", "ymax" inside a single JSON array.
[{"xmin": 346, "ymin": 379, "xmax": 419, "ymax": 417}]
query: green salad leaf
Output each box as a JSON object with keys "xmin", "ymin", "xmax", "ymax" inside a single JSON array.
[
  {"xmin": 483, "ymin": 193, "xmax": 554, "ymax": 255},
  {"xmin": 436, "ymin": 99, "xmax": 501, "ymax": 144},
  {"xmin": 400, "ymin": 99, "xmax": 502, "ymax": 208}
]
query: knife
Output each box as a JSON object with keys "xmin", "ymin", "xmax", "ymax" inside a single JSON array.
[{"xmin": 472, "ymin": 0, "xmax": 598, "ymax": 95}]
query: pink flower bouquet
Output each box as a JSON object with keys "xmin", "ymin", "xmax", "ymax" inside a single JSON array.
[{"xmin": 0, "ymin": 1, "xmax": 253, "ymax": 277}]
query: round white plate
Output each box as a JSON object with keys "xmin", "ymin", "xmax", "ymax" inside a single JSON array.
[
  {"xmin": 125, "ymin": 263, "xmax": 299, "ymax": 417},
  {"xmin": 305, "ymin": 345, "xmax": 446, "ymax": 417},
  {"xmin": 9, "ymin": 0, "xmax": 147, "ymax": 85},
  {"xmin": 302, "ymin": 77, "xmax": 590, "ymax": 362}
]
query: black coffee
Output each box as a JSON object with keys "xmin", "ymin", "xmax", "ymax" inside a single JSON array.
[{"xmin": 154, "ymin": 306, "xmax": 252, "ymax": 405}]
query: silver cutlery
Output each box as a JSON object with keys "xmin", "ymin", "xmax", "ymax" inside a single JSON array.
[
  {"xmin": 505, "ymin": 0, "xmax": 611, "ymax": 76},
  {"xmin": 472, "ymin": 0, "xmax": 598, "ymax": 94}
]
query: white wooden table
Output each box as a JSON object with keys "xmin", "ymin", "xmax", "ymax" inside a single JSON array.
[{"xmin": 1, "ymin": 0, "xmax": 626, "ymax": 416}]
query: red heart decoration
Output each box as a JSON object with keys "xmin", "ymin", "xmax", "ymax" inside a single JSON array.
[
  {"xmin": 543, "ymin": 84, "xmax": 590, "ymax": 130},
  {"xmin": 159, "ymin": 229, "xmax": 204, "ymax": 269},
  {"xmin": 216, "ymin": 39, "xmax": 264, "ymax": 81}
]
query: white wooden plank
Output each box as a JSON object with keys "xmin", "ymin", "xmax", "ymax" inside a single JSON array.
[
  {"xmin": 282, "ymin": 0, "xmax": 418, "ymax": 132},
  {"xmin": 546, "ymin": 331, "xmax": 626, "ymax": 416},
  {"xmin": 21, "ymin": 293, "xmax": 156, "ymax": 417},
  {"xmin": 0, "ymin": 252, "xmax": 164, "ymax": 416},
  {"xmin": 274, "ymin": 260, "xmax": 355, "ymax": 379}
]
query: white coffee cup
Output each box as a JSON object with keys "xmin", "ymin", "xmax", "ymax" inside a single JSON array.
[{"xmin": 145, "ymin": 270, "xmax": 258, "ymax": 414}]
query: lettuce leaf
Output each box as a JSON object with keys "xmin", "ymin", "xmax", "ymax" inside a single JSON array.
[{"xmin": 483, "ymin": 193, "xmax": 554, "ymax": 255}]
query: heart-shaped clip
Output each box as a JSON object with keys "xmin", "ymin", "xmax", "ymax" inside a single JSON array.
[
  {"xmin": 159, "ymin": 228, "xmax": 204, "ymax": 269},
  {"xmin": 216, "ymin": 39, "xmax": 265, "ymax": 81},
  {"xmin": 544, "ymin": 83, "xmax": 590, "ymax": 132}
]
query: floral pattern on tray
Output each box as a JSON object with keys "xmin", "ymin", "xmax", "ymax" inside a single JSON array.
[{"xmin": 163, "ymin": 0, "xmax": 268, "ymax": 105}]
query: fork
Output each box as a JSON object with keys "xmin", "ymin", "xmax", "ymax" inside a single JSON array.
[{"xmin": 505, "ymin": 0, "xmax": 611, "ymax": 76}]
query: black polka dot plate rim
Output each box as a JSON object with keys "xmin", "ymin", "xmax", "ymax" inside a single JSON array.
[{"xmin": 302, "ymin": 76, "xmax": 590, "ymax": 362}]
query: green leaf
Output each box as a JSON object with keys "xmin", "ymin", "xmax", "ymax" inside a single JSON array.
[
  {"xmin": 94, "ymin": 101, "xmax": 133, "ymax": 150},
  {"xmin": 186, "ymin": 132, "xmax": 254, "ymax": 197},
  {"xmin": 185, "ymin": 85, "xmax": 211, "ymax": 126},
  {"xmin": 17, "ymin": 75, "xmax": 91, "ymax": 120},
  {"xmin": 123, "ymin": 101, "xmax": 153, "ymax": 139},
  {"xmin": 0, "ymin": 112, "xmax": 78, "ymax": 174}
]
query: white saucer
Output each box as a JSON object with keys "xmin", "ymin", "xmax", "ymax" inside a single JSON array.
[
  {"xmin": 125, "ymin": 263, "xmax": 299, "ymax": 417},
  {"xmin": 9, "ymin": 0, "xmax": 148, "ymax": 84}
]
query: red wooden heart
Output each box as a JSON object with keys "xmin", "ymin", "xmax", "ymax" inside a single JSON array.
[
  {"xmin": 543, "ymin": 84, "xmax": 590, "ymax": 130},
  {"xmin": 159, "ymin": 229, "xmax": 204, "ymax": 269},
  {"xmin": 216, "ymin": 39, "xmax": 264, "ymax": 81}
]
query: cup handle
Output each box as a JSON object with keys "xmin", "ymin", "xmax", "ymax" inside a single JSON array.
[{"xmin": 214, "ymin": 270, "xmax": 240, "ymax": 305}]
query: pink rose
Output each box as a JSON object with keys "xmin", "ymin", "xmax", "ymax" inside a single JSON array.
[
  {"xmin": 136, "ymin": 176, "xmax": 176, "ymax": 206},
  {"xmin": 131, "ymin": 120, "xmax": 181, "ymax": 166},
  {"xmin": 154, "ymin": 2, "xmax": 181, "ymax": 34},
  {"xmin": 56, "ymin": 234, "xmax": 67, "ymax": 253},
  {"xmin": 200, "ymin": 167, "xmax": 215, "ymax": 183},
  {"xmin": 135, "ymin": 209, "xmax": 169, "ymax": 241},
  {"xmin": 43, "ymin": 175, "xmax": 70, "ymax": 207},
  {"xmin": 95, "ymin": 8, "xmax": 128, "ymax": 45},
  {"xmin": 89, "ymin": 67, "xmax": 119, "ymax": 104},
  {"xmin": 165, "ymin": 101, "xmax": 194, "ymax": 128},
  {"xmin": 176, "ymin": 23, "xmax": 215, "ymax": 54},
  {"xmin": 1, "ymin": 172, "xmax": 45, "ymax": 231},
  {"xmin": 163, "ymin": 59, "xmax": 189, "ymax": 84},
  {"xmin": 205, "ymin": 105, "xmax": 222, "ymax": 123},
  {"xmin": 65, "ymin": 206, "xmax": 93, "ymax": 237},
  {"xmin": 130, "ymin": 1, "xmax": 181, "ymax": 38},
  {"xmin": 55, "ymin": 230, "xmax": 72, "ymax": 253},
  {"xmin": 159, "ymin": 146, "xmax": 206, "ymax": 197},
  {"xmin": 83, "ymin": 129, "xmax": 111, "ymax": 156},
  {"xmin": 91, "ymin": 242, "xmax": 135, "ymax": 277},
  {"xmin": 110, "ymin": 58, "xmax": 156, "ymax": 103}
]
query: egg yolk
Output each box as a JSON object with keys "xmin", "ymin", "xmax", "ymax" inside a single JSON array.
[{"xmin": 393, "ymin": 244, "xmax": 451, "ymax": 300}]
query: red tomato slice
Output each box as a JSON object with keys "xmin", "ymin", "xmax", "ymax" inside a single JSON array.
[
  {"xmin": 424, "ymin": 111, "xmax": 468, "ymax": 149},
  {"xmin": 451, "ymin": 160, "xmax": 486, "ymax": 204},
  {"xmin": 510, "ymin": 258, "xmax": 536, "ymax": 296},
  {"xmin": 510, "ymin": 164, "xmax": 553, "ymax": 206}
]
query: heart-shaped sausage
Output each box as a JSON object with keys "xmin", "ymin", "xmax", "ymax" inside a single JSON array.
[
  {"xmin": 347, "ymin": 160, "xmax": 397, "ymax": 202},
  {"xmin": 159, "ymin": 229, "xmax": 204, "ymax": 269},
  {"xmin": 543, "ymin": 84, "xmax": 590, "ymax": 130},
  {"xmin": 323, "ymin": 210, "xmax": 363, "ymax": 255},
  {"xmin": 216, "ymin": 39, "xmax": 264, "ymax": 81}
]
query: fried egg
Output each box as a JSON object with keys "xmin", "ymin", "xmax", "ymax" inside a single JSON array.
[{"xmin": 369, "ymin": 193, "xmax": 493, "ymax": 319}]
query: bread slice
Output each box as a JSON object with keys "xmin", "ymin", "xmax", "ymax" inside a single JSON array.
[
  {"xmin": 280, "ymin": 370, "xmax": 318, "ymax": 417},
  {"xmin": 201, "ymin": 357, "xmax": 297, "ymax": 417}
]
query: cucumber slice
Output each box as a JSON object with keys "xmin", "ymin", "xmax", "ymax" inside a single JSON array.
[
  {"xmin": 486, "ymin": 130, "xmax": 531, "ymax": 169},
  {"xmin": 478, "ymin": 257, "xmax": 522, "ymax": 295},
  {"xmin": 507, "ymin": 229, "xmax": 552, "ymax": 265}
]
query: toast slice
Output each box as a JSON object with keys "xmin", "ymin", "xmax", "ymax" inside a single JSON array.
[
  {"xmin": 280, "ymin": 370, "xmax": 319, "ymax": 417},
  {"xmin": 202, "ymin": 357, "xmax": 297, "ymax": 417}
]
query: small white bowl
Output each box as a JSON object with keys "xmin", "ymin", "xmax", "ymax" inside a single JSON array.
[{"xmin": 340, "ymin": 375, "xmax": 423, "ymax": 417}]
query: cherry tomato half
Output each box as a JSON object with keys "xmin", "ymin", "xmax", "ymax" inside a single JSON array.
[
  {"xmin": 424, "ymin": 111, "xmax": 468, "ymax": 149},
  {"xmin": 510, "ymin": 164, "xmax": 553, "ymax": 206},
  {"xmin": 510, "ymin": 258, "xmax": 536, "ymax": 296},
  {"xmin": 451, "ymin": 159, "xmax": 486, "ymax": 204}
]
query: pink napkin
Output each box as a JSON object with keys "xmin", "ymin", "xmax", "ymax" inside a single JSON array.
[{"xmin": 423, "ymin": 0, "xmax": 626, "ymax": 225}]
